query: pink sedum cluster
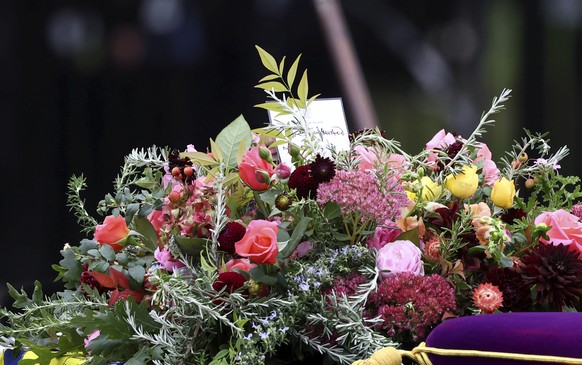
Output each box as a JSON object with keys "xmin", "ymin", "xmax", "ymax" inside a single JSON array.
[
  {"xmin": 365, "ymin": 272, "xmax": 456, "ymax": 341},
  {"xmin": 316, "ymin": 170, "xmax": 409, "ymax": 225}
]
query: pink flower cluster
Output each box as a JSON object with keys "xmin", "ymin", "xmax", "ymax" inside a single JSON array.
[
  {"xmin": 365, "ymin": 272, "xmax": 456, "ymax": 341},
  {"xmin": 316, "ymin": 170, "xmax": 409, "ymax": 224}
]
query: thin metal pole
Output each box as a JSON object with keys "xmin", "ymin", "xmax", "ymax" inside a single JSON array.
[{"xmin": 314, "ymin": 0, "xmax": 378, "ymax": 130}]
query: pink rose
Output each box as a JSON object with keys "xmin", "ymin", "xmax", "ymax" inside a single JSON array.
[
  {"xmin": 366, "ymin": 223, "xmax": 401, "ymax": 250},
  {"xmin": 147, "ymin": 210, "xmax": 165, "ymax": 243},
  {"xmin": 224, "ymin": 258, "xmax": 257, "ymax": 273},
  {"xmin": 238, "ymin": 146, "xmax": 275, "ymax": 191},
  {"xmin": 154, "ymin": 247, "xmax": 185, "ymax": 272},
  {"xmin": 534, "ymin": 209, "xmax": 582, "ymax": 252},
  {"xmin": 376, "ymin": 240, "xmax": 424, "ymax": 280},
  {"xmin": 235, "ymin": 220, "xmax": 279, "ymax": 264},
  {"xmin": 94, "ymin": 215, "xmax": 129, "ymax": 252}
]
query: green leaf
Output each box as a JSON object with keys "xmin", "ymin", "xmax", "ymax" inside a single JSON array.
[
  {"xmin": 323, "ymin": 202, "xmax": 341, "ymax": 220},
  {"xmin": 249, "ymin": 265, "xmax": 278, "ymax": 286},
  {"xmin": 255, "ymin": 45, "xmax": 280, "ymax": 75},
  {"xmin": 128, "ymin": 265, "xmax": 146, "ymax": 286},
  {"xmin": 125, "ymin": 203, "xmax": 140, "ymax": 223},
  {"xmin": 134, "ymin": 216, "xmax": 159, "ymax": 250},
  {"xmin": 253, "ymin": 102, "xmax": 288, "ymax": 114},
  {"xmin": 210, "ymin": 139, "xmax": 224, "ymax": 163},
  {"xmin": 297, "ymin": 69, "xmax": 308, "ymax": 103},
  {"xmin": 278, "ymin": 55, "xmax": 286, "ymax": 76},
  {"xmin": 181, "ymin": 151, "xmax": 217, "ymax": 166},
  {"xmin": 287, "ymin": 53, "xmax": 302, "ymax": 89},
  {"xmin": 215, "ymin": 114, "xmax": 252, "ymax": 167},
  {"xmin": 278, "ymin": 216, "xmax": 311, "ymax": 259},
  {"xmin": 396, "ymin": 228, "xmax": 419, "ymax": 245},
  {"xmin": 59, "ymin": 247, "xmax": 83, "ymax": 286},
  {"xmin": 252, "ymin": 126, "xmax": 287, "ymax": 139},
  {"xmin": 255, "ymin": 81, "xmax": 288, "ymax": 92},
  {"xmin": 175, "ymin": 236, "xmax": 210, "ymax": 255},
  {"xmin": 258, "ymin": 74, "xmax": 280, "ymax": 83}
]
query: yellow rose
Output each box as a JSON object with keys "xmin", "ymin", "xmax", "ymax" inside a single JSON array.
[
  {"xmin": 491, "ymin": 177, "xmax": 516, "ymax": 208},
  {"xmin": 445, "ymin": 165, "xmax": 479, "ymax": 199},
  {"xmin": 420, "ymin": 176, "xmax": 442, "ymax": 201}
]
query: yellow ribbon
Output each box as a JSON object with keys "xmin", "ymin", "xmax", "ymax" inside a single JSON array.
[{"xmin": 353, "ymin": 342, "xmax": 582, "ymax": 365}]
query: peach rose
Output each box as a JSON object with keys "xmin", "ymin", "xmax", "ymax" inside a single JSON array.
[
  {"xmin": 238, "ymin": 146, "xmax": 275, "ymax": 191},
  {"xmin": 534, "ymin": 209, "xmax": 582, "ymax": 252},
  {"xmin": 235, "ymin": 220, "xmax": 279, "ymax": 264},
  {"xmin": 94, "ymin": 215, "xmax": 129, "ymax": 252}
]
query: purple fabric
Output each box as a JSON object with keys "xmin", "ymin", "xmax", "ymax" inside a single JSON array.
[{"xmin": 425, "ymin": 312, "xmax": 582, "ymax": 365}]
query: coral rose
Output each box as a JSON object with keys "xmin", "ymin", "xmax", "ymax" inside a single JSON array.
[
  {"xmin": 235, "ymin": 220, "xmax": 279, "ymax": 264},
  {"xmin": 94, "ymin": 215, "xmax": 129, "ymax": 252},
  {"xmin": 224, "ymin": 258, "xmax": 256, "ymax": 273},
  {"xmin": 238, "ymin": 146, "xmax": 275, "ymax": 191},
  {"xmin": 534, "ymin": 209, "xmax": 582, "ymax": 253},
  {"xmin": 376, "ymin": 240, "xmax": 424, "ymax": 280}
]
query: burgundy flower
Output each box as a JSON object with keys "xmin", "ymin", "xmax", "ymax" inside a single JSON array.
[
  {"xmin": 212, "ymin": 272, "xmax": 247, "ymax": 293},
  {"xmin": 310, "ymin": 155, "xmax": 336, "ymax": 183},
  {"xmin": 500, "ymin": 208, "xmax": 527, "ymax": 224},
  {"xmin": 517, "ymin": 243, "xmax": 582, "ymax": 310},
  {"xmin": 288, "ymin": 164, "xmax": 318, "ymax": 199},
  {"xmin": 484, "ymin": 265, "xmax": 532, "ymax": 312},
  {"xmin": 217, "ymin": 221, "xmax": 247, "ymax": 254}
]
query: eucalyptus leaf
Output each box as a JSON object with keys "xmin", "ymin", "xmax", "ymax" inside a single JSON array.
[{"xmin": 99, "ymin": 244, "xmax": 117, "ymax": 261}]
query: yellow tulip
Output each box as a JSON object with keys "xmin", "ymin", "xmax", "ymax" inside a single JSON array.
[
  {"xmin": 420, "ymin": 176, "xmax": 442, "ymax": 201},
  {"xmin": 491, "ymin": 177, "xmax": 516, "ymax": 208},
  {"xmin": 445, "ymin": 165, "xmax": 479, "ymax": 199}
]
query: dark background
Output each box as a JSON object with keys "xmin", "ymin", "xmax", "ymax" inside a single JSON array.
[{"xmin": 2, "ymin": 0, "xmax": 582, "ymax": 305}]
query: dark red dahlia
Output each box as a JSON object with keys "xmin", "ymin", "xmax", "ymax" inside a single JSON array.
[
  {"xmin": 288, "ymin": 164, "xmax": 318, "ymax": 199},
  {"xmin": 311, "ymin": 155, "xmax": 336, "ymax": 183},
  {"xmin": 517, "ymin": 243, "xmax": 582, "ymax": 310},
  {"xmin": 212, "ymin": 272, "xmax": 247, "ymax": 293},
  {"xmin": 484, "ymin": 266, "xmax": 533, "ymax": 312},
  {"xmin": 217, "ymin": 221, "xmax": 246, "ymax": 254}
]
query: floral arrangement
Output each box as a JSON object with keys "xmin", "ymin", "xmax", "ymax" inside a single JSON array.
[{"xmin": 2, "ymin": 46, "xmax": 582, "ymax": 365}]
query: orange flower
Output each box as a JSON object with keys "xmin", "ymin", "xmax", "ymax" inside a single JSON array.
[{"xmin": 473, "ymin": 283, "xmax": 503, "ymax": 313}]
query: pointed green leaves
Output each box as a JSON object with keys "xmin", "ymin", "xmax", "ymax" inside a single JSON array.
[
  {"xmin": 256, "ymin": 45, "xmax": 279, "ymax": 75},
  {"xmin": 215, "ymin": 115, "xmax": 252, "ymax": 168},
  {"xmin": 287, "ymin": 54, "xmax": 301, "ymax": 89}
]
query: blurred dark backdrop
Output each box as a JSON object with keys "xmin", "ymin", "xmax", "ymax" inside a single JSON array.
[{"xmin": 2, "ymin": 0, "xmax": 582, "ymax": 305}]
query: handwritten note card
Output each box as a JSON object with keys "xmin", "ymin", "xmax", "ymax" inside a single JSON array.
[{"xmin": 267, "ymin": 98, "xmax": 350, "ymax": 165}]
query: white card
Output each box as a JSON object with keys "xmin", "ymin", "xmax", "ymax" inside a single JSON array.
[{"xmin": 267, "ymin": 98, "xmax": 350, "ymax": 166}]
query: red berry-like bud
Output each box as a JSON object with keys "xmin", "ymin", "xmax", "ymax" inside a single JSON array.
[
  {"xmin": 525, "ymin": 178, "xmax": 536, "ymax": 189},
  {"xmin": 183, "ymin": 166, "xmax": 194, "ymax": 177},
  {"xmin": 168, "ymin": 191, "xmax": 181, "ymax": 203},
  {"xmin": 171, "ymin": 167, "xmax": 181, "ymax": 176}
]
